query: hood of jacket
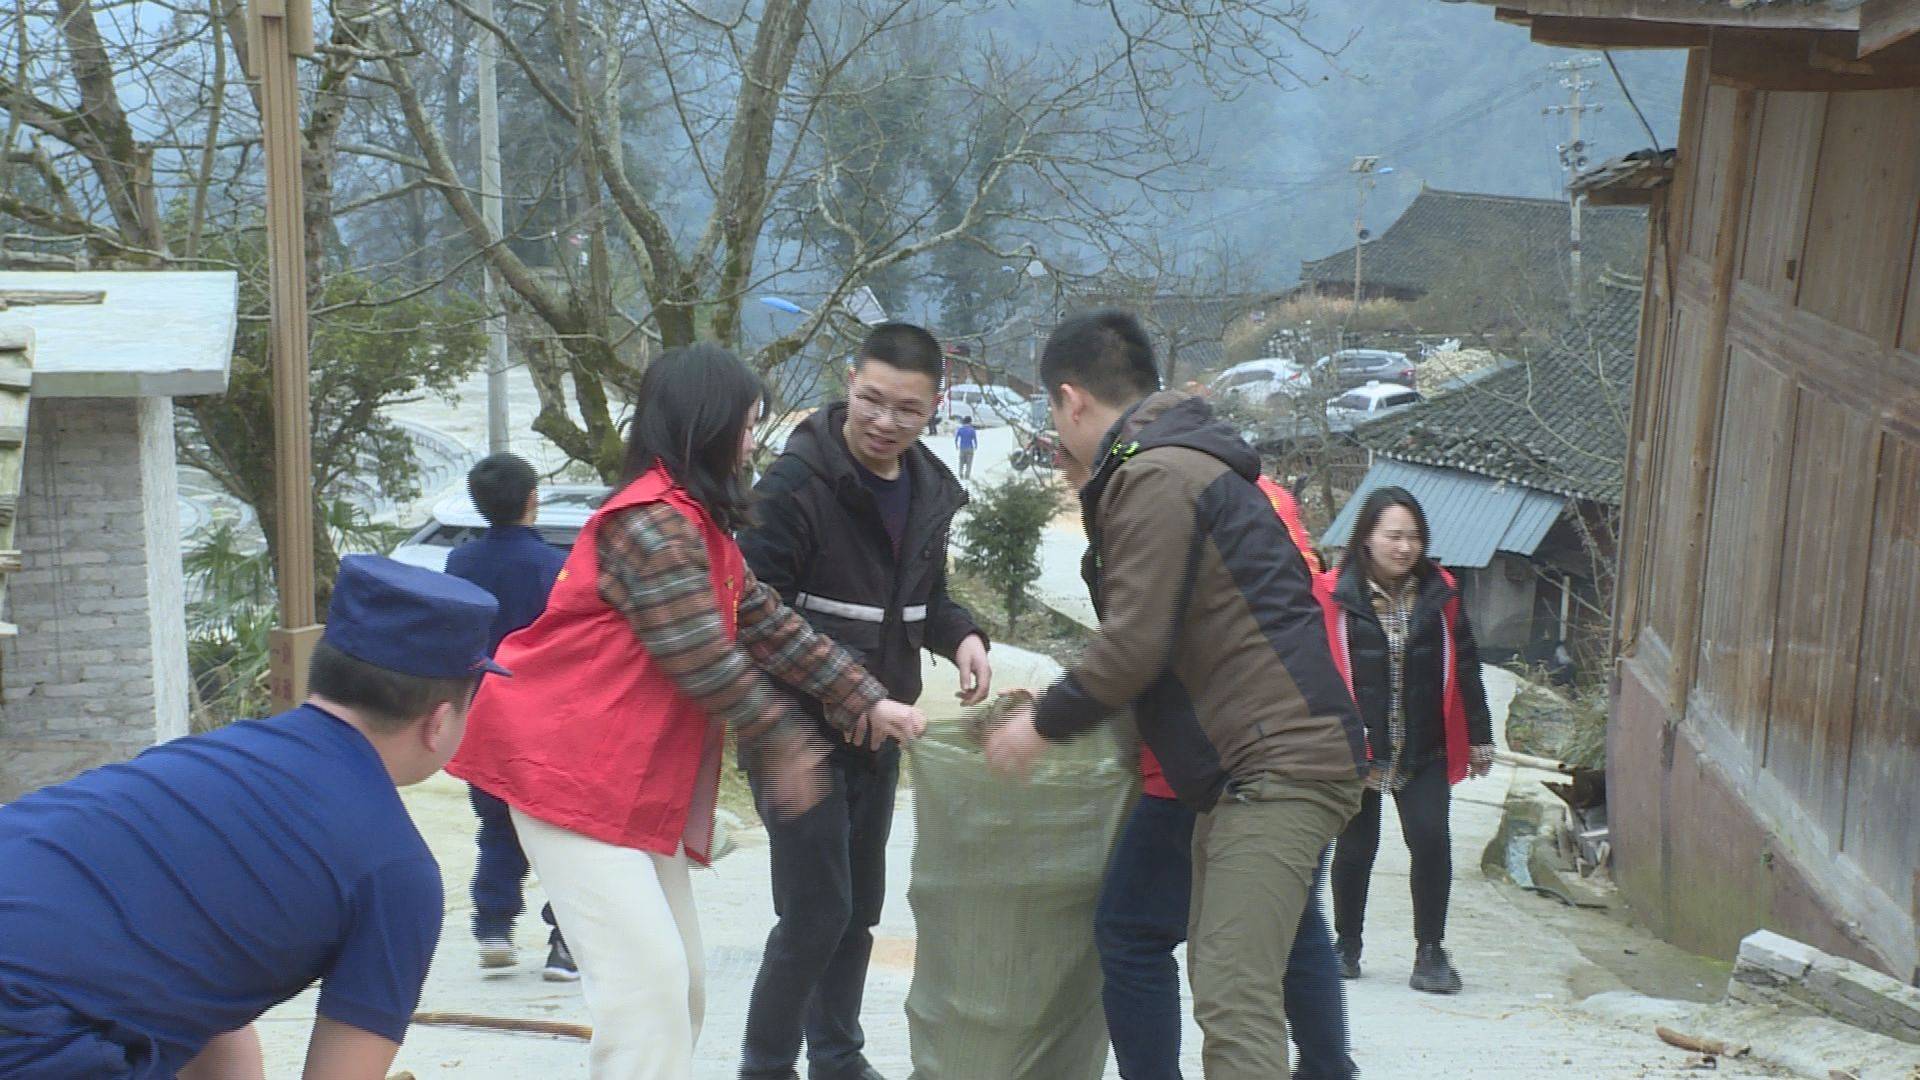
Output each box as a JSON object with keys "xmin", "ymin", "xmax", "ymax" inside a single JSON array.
[
  {"xmin": 781, "ymin": 402, "xmax": 967, "ymax": 521},
  {"xmin": 1081, "ymin": 391, "xmax": 1260, "ymax": 519}
]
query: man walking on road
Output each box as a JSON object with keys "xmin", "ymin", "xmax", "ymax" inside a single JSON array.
[
  {"xmin": 738, "ymin": 322, "xmax": 993, "ymax": 1080},
  {"xmin": 953, "ymin": 416, "xmax": 978, "ymax": 480},
  {"xmin": 444, "ymin": 451, "xmax": 577, "ymax": 981},
  {"xmin": 987, "ymin": 311, "xmax": 1366, "ymax": 1080}
]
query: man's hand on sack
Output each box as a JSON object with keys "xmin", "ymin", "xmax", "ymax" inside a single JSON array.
[{"xmin": 983, "ymin": 699, "xmax": 1048, "ymax": 779}]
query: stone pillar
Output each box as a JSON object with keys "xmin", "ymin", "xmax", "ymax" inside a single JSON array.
[{"xmin": 0, "ymin": 395, "xmax": 189, "ymax": 799}]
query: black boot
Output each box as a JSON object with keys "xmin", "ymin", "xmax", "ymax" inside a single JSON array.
[
  {"xmin": 1409, "ymin": 943, "xmax": 1462, "ymax": 994},
  {"xmin": 1335, "ymin": 937, "xmax": 1362, "ymax": 980}
]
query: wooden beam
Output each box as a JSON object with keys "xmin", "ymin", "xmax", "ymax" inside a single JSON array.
[
  {"xmin": 1530, "ymin": 15, "xmax": 1709, "ymax": 49},
  {"xmin": 1667, "ymin": 87, "xmax": 1758, "ymax": 720},
  {"xmin": 1495, "ymin": 7, "xmax": 1533, "ymax": 27},
  {"xmin": 1709, "ymin": 28, "xmax": 1920, "ymax": 89},
  {"xmin": 1858, "ymin": 0, "xmax": 1920, "ymax": 56},
  {"xmin": 1465, "ymin": 0, "xmax": 1858, "ymax": 32}
]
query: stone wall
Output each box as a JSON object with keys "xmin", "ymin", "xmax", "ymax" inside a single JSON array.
[{"xmin": 0, "ymin": 395, "xmax": 187, "ymax": 800}]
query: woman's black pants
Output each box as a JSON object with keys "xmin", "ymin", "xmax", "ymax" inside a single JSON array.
[{"xmin": 1330, "ymin": 756, "xmax": 1452, "ymax": 949}]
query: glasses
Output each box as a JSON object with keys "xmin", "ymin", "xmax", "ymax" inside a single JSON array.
[{"xmin": 851, "ymin": 391, "xmax": 931, "ymax": 429}]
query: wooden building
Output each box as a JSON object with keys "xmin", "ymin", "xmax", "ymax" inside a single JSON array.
[{"xmin": 1460, "ymin": 1, "xmax": 1920, "ymax": 983}]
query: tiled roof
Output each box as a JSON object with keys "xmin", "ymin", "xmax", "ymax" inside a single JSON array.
[
  {"xmin": 1357, "ymin": 282, "xmax": 1642, "ymax": 504},
  {"xmin": 973, "ymin": 290, "xmax": 1254, "ymax": 384},
  {"xmin": 1298, "ymin": 188, "xmax": 1647, "ymax": 299}
]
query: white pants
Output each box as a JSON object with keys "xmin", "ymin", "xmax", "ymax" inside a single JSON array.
[{"xmin": 511, "ymin": 808, "xmax": 705, "ymax": 1080}]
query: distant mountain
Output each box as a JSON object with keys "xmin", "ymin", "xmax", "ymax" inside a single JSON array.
[{"xmin": 1175, "ymin": 1, "xmax": 1684, "ymax": 289}]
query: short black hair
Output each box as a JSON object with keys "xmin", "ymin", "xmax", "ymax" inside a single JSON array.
[
  {"xmin": 1349, "ymin": 485, "xmax": 1433, "ymax": 583},
  {"xmin": 1040, "ymin": 311, "xmax": 1160, "ymax": 408},
  {"xmin": 621, "ymin": 342, "xmax": 768, "ymax": 532},
  {"xmin": 306, "ymin": 640, "xmax": 480, "ymax": 733},
  {"xmin": 468, "ymin": 452, "xmax": 539, "ymax": 527},
  {"xmin": 857, "ymin": 322, "xmax": 945, "ymax": 388}
]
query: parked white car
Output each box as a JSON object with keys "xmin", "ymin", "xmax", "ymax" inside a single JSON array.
[
  {"xmin": 1209, "ymin": 358, "xmax": 1312, "ymax": 406},
  {"xmin": 1324, "ymin": 381, "xmax": 1423, "ymax": 425},
  {"xmin": 389, "ymin": 484, "xmax": 610, "ymax": 572},
  {"xmin": 942, "ymin": 382, "xmax": 1028, "ymax": 427}
]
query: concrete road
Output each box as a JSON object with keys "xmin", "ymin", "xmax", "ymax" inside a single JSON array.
[
  {"xmin": 251, "ymin": 399, "xmax": 1805, "ymax": 1078},
  {"xmin": 257, "ymin": 640, "xmax": 1793, "ymax": 1078}
]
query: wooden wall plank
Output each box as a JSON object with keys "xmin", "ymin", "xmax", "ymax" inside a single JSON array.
[
  {"xmin": 1739, "ymin": 92, "xmax": 1827, "ymax": 300},
  {"xmin": 1687, "ymin": 84, "xmax": 1743, "ymax": 261},
  {"xmin": 1647, "ymin": 300, "xmax": 1706, "ymax": 649},
  {"xmin": 1904, "ymin": 211, "xmax": 1920, "ymax": 350},
  {"xmin": 1765, "ymin": 393, "xmax": 1880, "ymax": 837},
  {"xmin": 1843, "ymin": 434, "xmax": 1920, "ymax": 916},
  {"xmin": 1797, "ymin": 89, "xmax": 1920, "ymax": 342},
  {"xmin": 1695, "ymin": 348, "xmax": 1796, "ymax": 763}
]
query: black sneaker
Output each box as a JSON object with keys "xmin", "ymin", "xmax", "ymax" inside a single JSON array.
[
  {"xmin": 1335, "ymin": 938, "xmax": 1362, "ymax": 980},
  {"xmin": 543, "ymin": 936, "xmax": 580, "ymax": 982},
  {"xmin": 1409, "ymin": 943, "xmax": 1462, "ymax": 994}
]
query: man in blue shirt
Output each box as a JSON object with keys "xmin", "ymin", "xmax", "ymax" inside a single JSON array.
[
  {"xmin": 0, "ymin": 555, "xmax": 505, "ymax": 1080},
  {"xmin": 443, "ymin": 451, "xmax": 576, "ymax": 980},
  {"xmin": 953, "ymin": 416, "xmax": 978, "ymax": 480}
]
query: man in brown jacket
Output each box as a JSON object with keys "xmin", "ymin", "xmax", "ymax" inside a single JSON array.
[{"xmin": 987, "ymin": 310, "xmax": 1367, "ymax": 1079}]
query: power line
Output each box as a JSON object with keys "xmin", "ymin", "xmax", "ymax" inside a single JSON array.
[{"xmin": 1603, "ymin": 51, "xmax": 1662, "ymax": 152}]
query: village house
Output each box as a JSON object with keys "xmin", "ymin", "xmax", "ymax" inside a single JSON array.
[
  {"xmin": 1455, "ymin": 0, "xmax": 1920, "ymax": 984},
  {"xmin": 1322, "ymin": 279, "xmax": 1641, "ymax": 668},
  {"xmin": 0, "ymin": 271, "xmax": 237, "ymax": 801},
  {"xmin": 1289, "ymin": 186, "xmax": 1648, "ymax": 307}
]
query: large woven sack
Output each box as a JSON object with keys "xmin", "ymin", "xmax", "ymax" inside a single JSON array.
[{"xmin": 905, "ymin": 718, "xmax": 1134, "ymax": 1080}]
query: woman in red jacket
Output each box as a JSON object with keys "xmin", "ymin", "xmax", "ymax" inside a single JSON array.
[
  {"xmin": 449, "ymin": 344, "xmax": 926, "ymax": 1080},
  {"xmin": 1323, "ymin": 486, "xmax": 1494, "ymax": 995}
]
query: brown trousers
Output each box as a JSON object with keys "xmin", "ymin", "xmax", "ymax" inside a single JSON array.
[{"xmin": 1188, "ymin": 773, "xmax": 1364, "ymax": 1079}]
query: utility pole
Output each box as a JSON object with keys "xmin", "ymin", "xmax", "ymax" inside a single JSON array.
[
  {"xmin": 477, "ymin": 0, "xmax": 509, "ymax": 452},
  {"xmin": 247, "ymin": 0, "xmax": 321, "ymax": 710},
  {"xmin": 1348, "ymin": 156, "xmax": 1386, "ymax": 306},
  {"xmin": 1545, "ymin": 57, "xmax": 1602, "ymax": 315}
]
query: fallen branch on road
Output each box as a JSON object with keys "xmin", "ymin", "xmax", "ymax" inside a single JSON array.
[
  {"xmin": 411, "ymin": 1011, "xmax": 592, "ymax": 1041},
  {"xmin": 1655, "ymin": 1025, "xmax": 1750, "ymax": 1058}
]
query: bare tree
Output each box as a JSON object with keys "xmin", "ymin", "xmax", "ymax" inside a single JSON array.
[{"xmin": 363, "ymin": 0, "xmax": 1342, "ymax": 478}]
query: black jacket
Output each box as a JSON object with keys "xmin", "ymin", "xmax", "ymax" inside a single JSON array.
[
  {"xmin": 1329, "ymin": 556, "xmax": 1494, "ymax": 772},
  {"xmin": 739, "ymin": 405, "xmax": 982, "ymax": 753}
]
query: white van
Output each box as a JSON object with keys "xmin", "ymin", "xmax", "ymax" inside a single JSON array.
[{"xmin": 942, "ymin": 383, "xmax": 1028, "ymax": 428}]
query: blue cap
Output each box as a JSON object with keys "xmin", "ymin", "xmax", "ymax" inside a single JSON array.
[{"xmin": 322, "ymin": 555, "xmax": 510, "ymax": 679}]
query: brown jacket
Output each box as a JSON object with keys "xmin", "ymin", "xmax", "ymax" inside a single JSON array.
[{"xmin": 1034, "ymin": 392, "xmax": 1366, "ymax": 811}]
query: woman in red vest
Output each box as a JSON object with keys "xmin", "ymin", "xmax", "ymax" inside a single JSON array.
[
  {"xmin": 1322, "ymin": 486, "xmax": 1494, "ymax": 995},
  {"xmin": 449, "ymin": 344, "xmax": 926, "ymax": 1080}
]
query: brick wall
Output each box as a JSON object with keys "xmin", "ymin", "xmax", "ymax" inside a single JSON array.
[{"xmin": 0, "ymin": 396, "xmax": 188, "ymax": 799}]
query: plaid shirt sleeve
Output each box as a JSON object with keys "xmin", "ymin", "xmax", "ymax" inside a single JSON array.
[
  {"xmin": 596, "ymin": 503, "xmax": 883, "ymax": 756},
  {"xmin": 736, "ymin": 570, "xmax": 886, "ymax": 730}
]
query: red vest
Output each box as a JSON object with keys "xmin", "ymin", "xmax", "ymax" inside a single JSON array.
[
  {"xmin": 1140, "ymin": 476, "xmax": 1328, "ymax": 799},
  {"xmin": 447, "ymin": 467, "xmax": 745, "ymax": 863},
  {"xmin": 1320, "ymin": 565, "xmax": 1471, "ymax": 785}
]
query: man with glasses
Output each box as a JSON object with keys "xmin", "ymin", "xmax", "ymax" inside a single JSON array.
[{"xmin": 737, "ymin": 323, "xmax": 992, "ymax": 1080}]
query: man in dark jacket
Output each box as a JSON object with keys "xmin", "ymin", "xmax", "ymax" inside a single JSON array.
[
  {"xmin": 987, "ymin": 311, "xmax": 1366, "ymax": 1080},
  {"xmin": 444, "ymin": 452, "xmax": 576, "ymax": 981},
  {"xmin": 738, "ymin": 322, "xmax": 991, "ymax": 1080}
]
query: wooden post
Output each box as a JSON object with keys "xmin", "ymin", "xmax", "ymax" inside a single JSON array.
[
  {"xmin": 1667, "ymin": 85, "xmax": 1759, "ymax": 718},
  {"xmin": 248, "ymin": 0, "xmax": 322, "ymax": 710}
]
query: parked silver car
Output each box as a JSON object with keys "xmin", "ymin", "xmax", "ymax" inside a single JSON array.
[
  {"xmin": 1313, "ymin": 349, "xmax": 1418, "ymax": 391},
  {"xmin": 389, "ymin": 484, "xmax": 610, "ymax": 572}
]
